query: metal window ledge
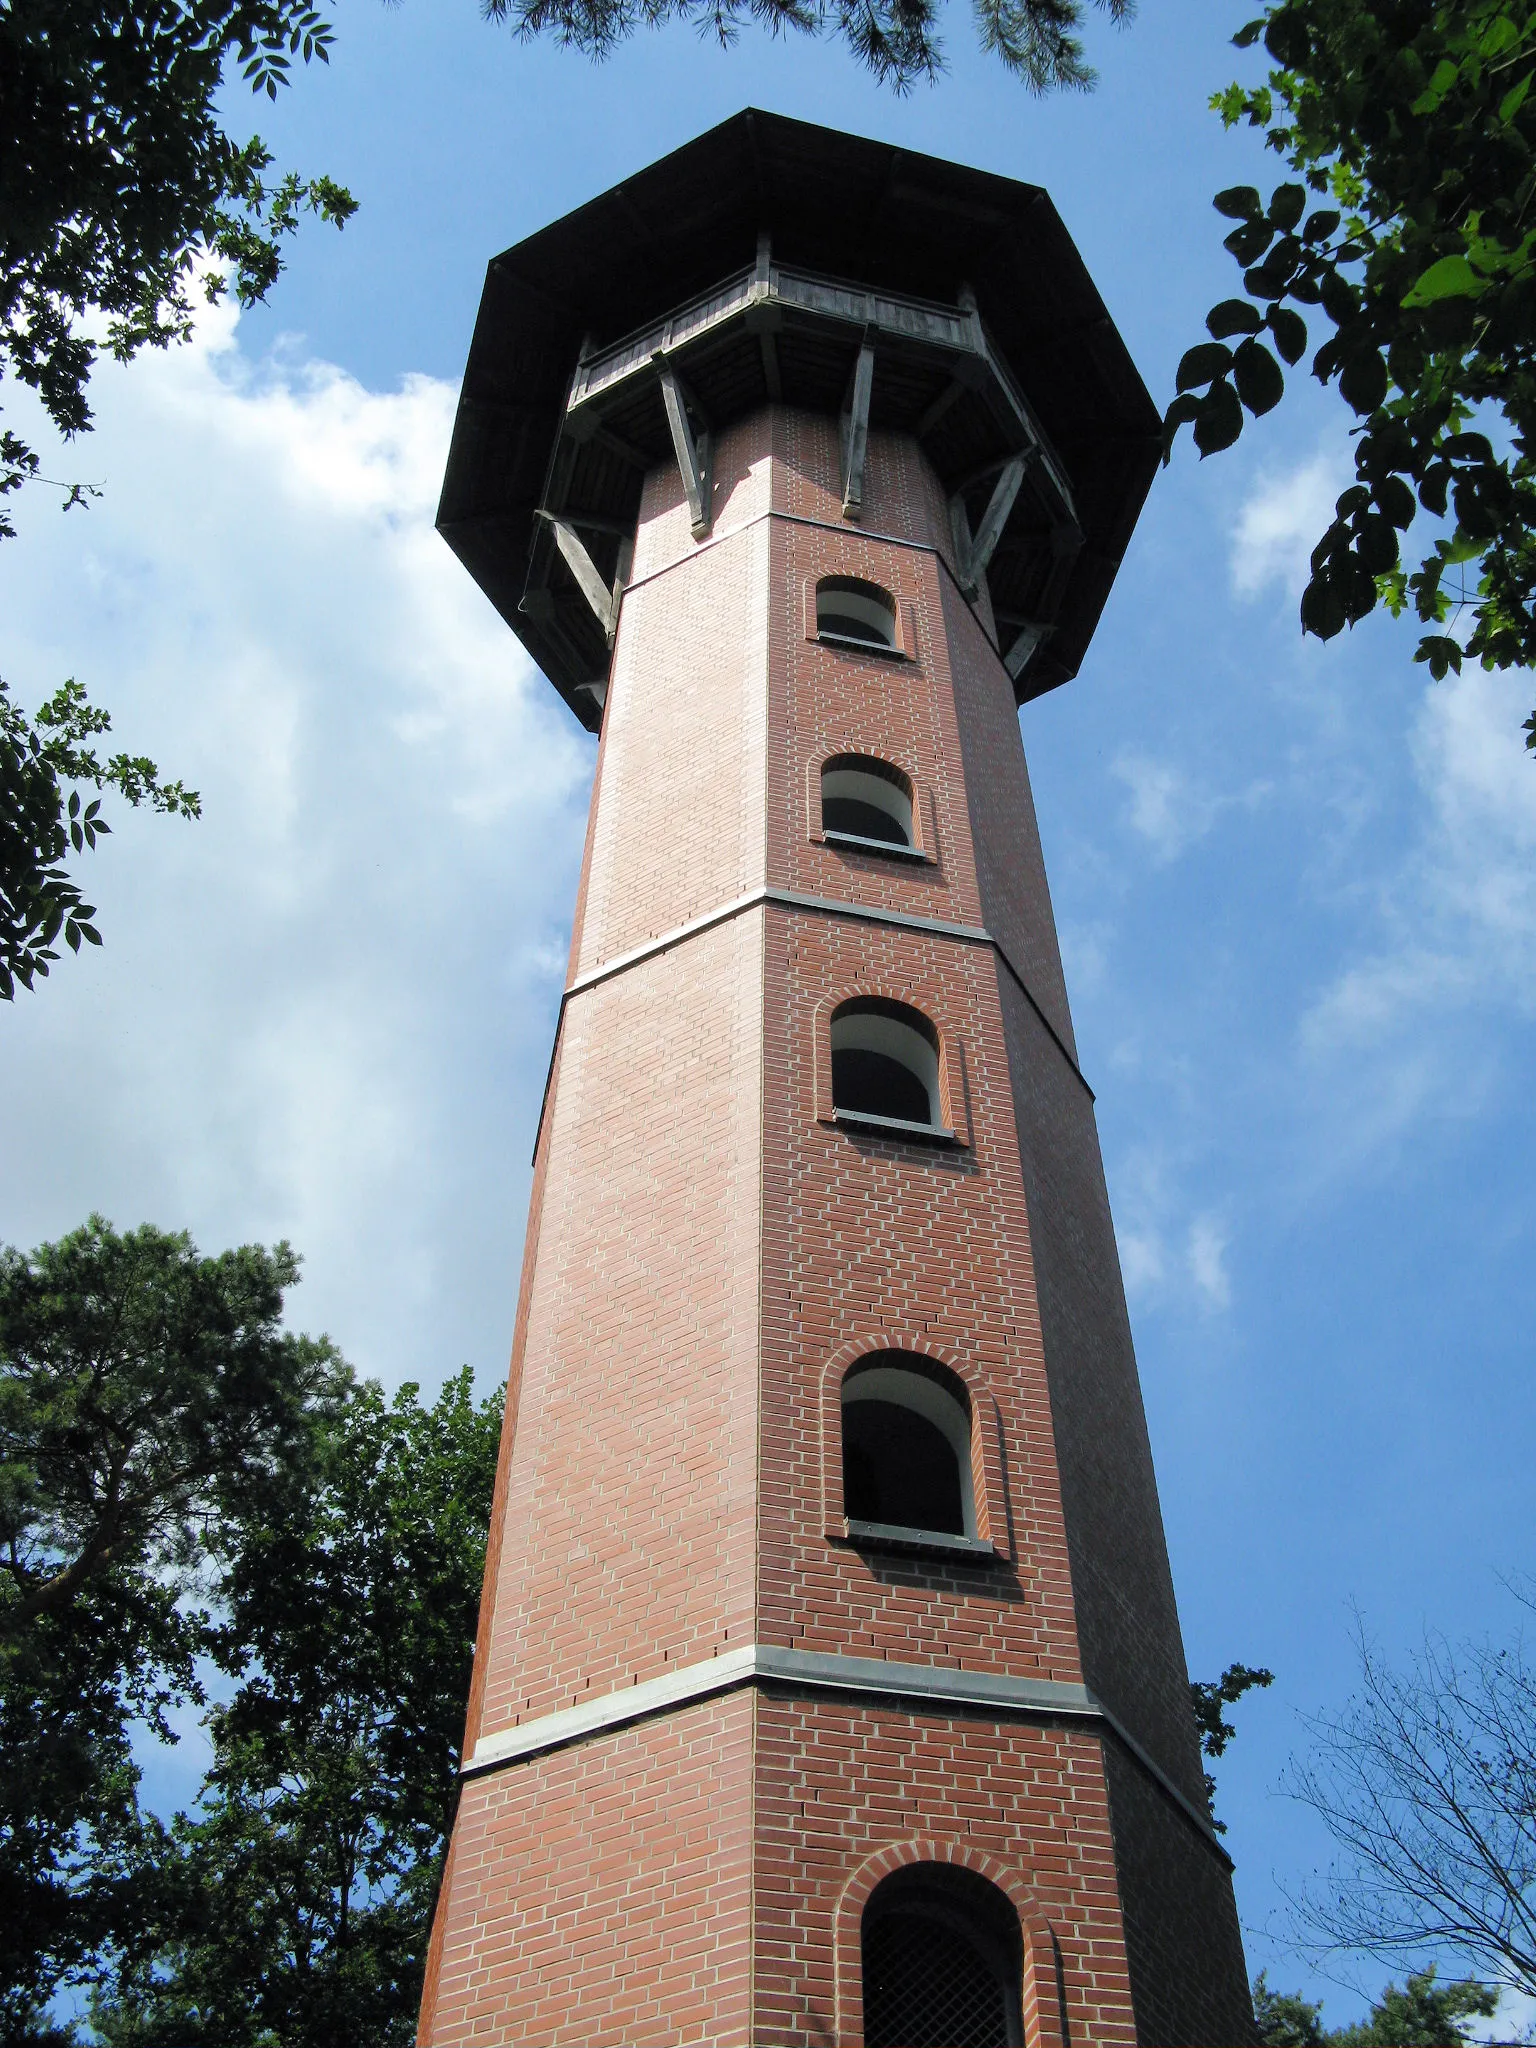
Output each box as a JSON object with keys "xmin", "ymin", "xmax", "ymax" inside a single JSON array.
[
  {"xmin": 823, "ymin": 830, "xmax": 933, "ymax": 863},
  {"xmin": 816, "ymin": 630, "xmax": 908, "ymax": 660},
  {"xmin": 833, "ymin": 1108, "xmax": 957, "ymax": 1146},
  {"xmin": 842, "ymin": 1519, "xmax": 997, "ymax": 1562}
]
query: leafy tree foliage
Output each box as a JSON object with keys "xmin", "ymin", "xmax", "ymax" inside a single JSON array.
[
  {"xmin": 0, "ymin": 1, "xmax": 356, "ymax": 1000},
  {"xmin": 1191, "ymin": 1659, "xmax": 1274, "ymax": 1831},
  {"xmin": 0, "ymin": 679, "xmax": 199, "ymax": 1001},
  {"xmin": 1166, "ymin": 0, "xmax": 1536, "ymax": 753},
  {"xmin": 1284, "ymin": 1600, "xmax": 1536, "ymax": 1998},
  {"xmin": 1255, "ymin": 1970, "xmax": 1331, "ymax": 2045},
  {"xmin": 491, "ymin": 0, "xmax": 1132, "ymax": 94},
  {"xmin": 1254, "ymin": 1967, "xmax": 1498, "ymax": 2044},
  {"xmin": 0, "ymin": 1218, "xmax": 344, "ymax": 2028},
  {"xmin": 88, "ymin": 1370, "xmax": 502, "ymax": 2046},
  {"xmin": 1, "ymin": 0, "xmax": 355, "ymax": 512}
]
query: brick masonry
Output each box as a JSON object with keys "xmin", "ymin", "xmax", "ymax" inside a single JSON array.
[{"xmin": 417, "ymin": 409, "xmax": 1255, "ymax": 2045}]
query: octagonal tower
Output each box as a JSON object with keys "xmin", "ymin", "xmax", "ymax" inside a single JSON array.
[{"xmin": 418, "ymin": 110, "xmax": 1254, "ymax": 2048}]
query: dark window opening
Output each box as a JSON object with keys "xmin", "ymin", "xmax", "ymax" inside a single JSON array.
[
  {"xmin": 824, "ymin": 795, "xmax": 906, "ymax": 843},
  {"xmin": 843, "ymin": 1402, "xmax": 964, "ymax": 1535},
  {"xmin": 820, "ymin": 757, "xmax": 915, "ymax": 851},
  {"xmin": 817, "ymin": 576, "xmax": 898, "ymax": 649},
  {"xmin": 832, "ymin": 1047, "xmax": 930, "ymax": 1124},
  {"xmin": 840, "ymin": 1353, "xmax": 974, "ymax": 1541},
  {"xmin": 862, "ymin": 1865, "xmax": 1023, "ymax": 2048},
  {"xmin": 829, "ymin": 999, "xmax": 940, "ymax": 1131}
]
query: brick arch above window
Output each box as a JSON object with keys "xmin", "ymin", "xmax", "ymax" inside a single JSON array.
[
  {"xmin": 818, "ymin": 1333, "xmax": 1010, "ymax": 1563},
  {"xmin": 812, "ymin": 987, "xmax": 971, "ymax": 1148},
  {"xmin": 834, "ymin": 1837, "xmax": 1067, "ymax": 2048}
]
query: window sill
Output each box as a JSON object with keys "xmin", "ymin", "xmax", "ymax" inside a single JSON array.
[
  {"xmin": 815, "ymin": 630, "xmax": 909, "ymax": 661},
  {"xmin": 841, "ymin": 1518, "xmax": 997, "ymax": 1562},
  {"xmin": 823, "ymin": 829, "xmax": 933, "ymax": 864},
  {"xmin": 833, "ymin": 1107, "xmax": 957, "ymax": 1146}
]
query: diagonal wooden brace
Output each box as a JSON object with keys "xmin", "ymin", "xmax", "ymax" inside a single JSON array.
[
  {"xmin": 839, "ymin": 341, "xmax": 875, "ymax": 521},
  {"xmin": 536, "ymin": 511, "xmax": 619, "ymax": 642},
  {"xmin": 967, "ymin": 456, "xmax": 1027, "ymax": 584},
  {"xmin": 1004, "ymin": 620, "xmax": 1051, "ymax": 681},
  {"xmin": 655, "ymin": 357, "xmax": 713, "ymax": 539}
]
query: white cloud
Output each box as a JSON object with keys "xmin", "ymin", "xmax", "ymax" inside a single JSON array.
[
  {"xmin": 1187, "ymin": 1213, "xmax": 1232, "ymax": 1311},
  {"xmin": 1471, "ymin": 1983, "xmax": 1536, "ymax": 2043},
  {"xmin": 1113, "ymin": 750, "xmax": 1271, "ymax": 863},
  {"xmin": 1303, "ymin": 667, "xmax": 1536, "ymax": 1059},
  {"xmin": 1111, "ymin": 1150, "xmax": 1234, "ymax": 1316},
  {"xmin": 1232, "ymin": 449, "xmax": 1349, "ymax": 599},
  {"xmin": 0, "ymin": 303, "xmax": 594, "ymax": 1388}
]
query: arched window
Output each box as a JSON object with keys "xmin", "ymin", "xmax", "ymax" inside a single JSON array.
[
  {"xmin": 821, "ymin": 756, "xmax": 915, "ymax": 851},
  {"xmin": 830, "ymin": 997, "xmax": 942, "ymax": 1133},
  {"xmin": 842, "ymin": 1353, "xmax": 974, "ymax": 1539},
  {"xmin": 861, "ymin": 1864, "xmax": 1023, "ymax": 2048},
  {"xmin": 816, "ymin": 576, "xmax": 898, "ymax": 650}
]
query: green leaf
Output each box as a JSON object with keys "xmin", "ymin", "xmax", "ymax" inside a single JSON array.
[
  {"xmin": 1244, "ymin": 261, "xmax": 1294, "ymax": 302},
  {"xmin": 1207, "ymin": 298, "xmax": 1263, "ymax": 339},
  {"xmin": 1499, "ymin": 71, "xmax": 1533, "ymax": 122},
  {"xmin": 1478, "ymin": 13, "xmax": 1520, "ymax": 59},
  {"xmin": 1176, "ymin": 341, "xmax": 1235, "ymax": 391},
  {"xmin": 1161, "ymin": 391, "xmax": 1200, "ymax": 461},
  {"xmin": 1355, "ymin": 514, "xmax": 1401, "ymax": 574},
  {"xmin": 1302, "ymin": 209, "xmax": 1342, "ymax": 244},
  {"xmin": 1301, "ymin": 572, "xmax": 1348, "ymax": 639},
  {"xmin": 1411, "ymin": 56, "xmax": 1460, "ymax": 113},
  {"xmin": 1233, "ymin": 337, "xmax": 1284, "ymax": 415},
  {"xmin": 1443, "ymin": 431, "xmax": 1495, "ymax": 464},
  {"xmin": 1225, "ymin": 220, "xmax": 1276, "ymax": 266},
  {"xmin": 1415, "ymin": 633, "xmax": 1464, "ymax": 678},
  {"xmin": 1402, "ymin": 254, "xmax": 1487, "ymax": 306},
  {"xmin": 1214, "ymin": 185, "xmax": 1264, "ymax": 222},
  {"xmin": 1375, "ymin": 476, "xmax": 1417, "ymax": 528},
  {"xmin": 1320, "ymin": 269, "xmax": 1360, "ymax": 323},
  {"xmin": 1266, "ymin": 305, "xmax": 1308, "ymax": 363},
  {"xmin": 1268, "ymin": 183, "xmax": 1306, "ymax": 231},
  {"xmin": 1193, "ymin": 380, "xmax": 1245, "ymax": 456},
  {"xmin": 1339, "ymin": 346, "xmax": 1389, "ymax": 413}
]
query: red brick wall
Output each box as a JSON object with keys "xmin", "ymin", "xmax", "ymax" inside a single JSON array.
[
  {"xmin": 753, "ymin": 1694, "xmax": 1138, "ymax": 2048},
  {"xmin": 427, "ymin": 1693, "xmax": 755, "ymax": 2047},
  {"xmin": 420, "ymin": 404, "xmax": 1252, "ymax": 2046},
  {"xmin": 469, "ymin": 915, "xmax": 763, "ymax": 1739}
]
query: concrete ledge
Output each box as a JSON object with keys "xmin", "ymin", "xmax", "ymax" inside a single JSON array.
[
  {"xmin": 466, "ymin": 1645, "xmax": 1097, "ymax": 1779},
  {"xmin": 462, "ymin": 1642, "xmax": 1231, "ymax": 1865}
]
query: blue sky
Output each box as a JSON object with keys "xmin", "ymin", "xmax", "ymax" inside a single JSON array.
[{"xmin": 2, "ymin": 0, "xmax": 1533, "ymax": 2028}]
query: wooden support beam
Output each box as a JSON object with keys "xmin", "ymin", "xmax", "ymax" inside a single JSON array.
[
  {"xmin": 839, "ymin": 341, "xmax": 875, "ymax": 521},
  {"xmin": 967, "ymin": 455, "xmax": 1027, "ymax": 584},
  {"xmin": 759, "ymin": 329, "xmax": 782, "ymax": 403},
  {"xmin": 655, "ymin": 356, "xmax": 712, "ymax": 539},
  {"xmin": 1004, "ymin": 621, "xmax": 1050, "ymax": 681},
  {"xmin": 916, "ymin": 376, "xmax": 965, "ymax": 440},
  {"xmin": 950, "ymin": 494, "xmax": 976, "ymax": 593},
  {"xmin": 536, "ymin": 511, "xmax": 618, "ymax": 641},
  {"xmin": 612, "ymin": 534, "xmax": 635, "ymax": 634}
]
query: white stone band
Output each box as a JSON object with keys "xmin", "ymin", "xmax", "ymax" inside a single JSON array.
[{"xmin": 461, "ymin": 1642, "xmax": 1228, "ymax": 1863}]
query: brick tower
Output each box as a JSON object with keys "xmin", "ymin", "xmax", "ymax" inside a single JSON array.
[{"xmin": 418, "ymin": 111, "xmax": 1254, "ymax": 2047}]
